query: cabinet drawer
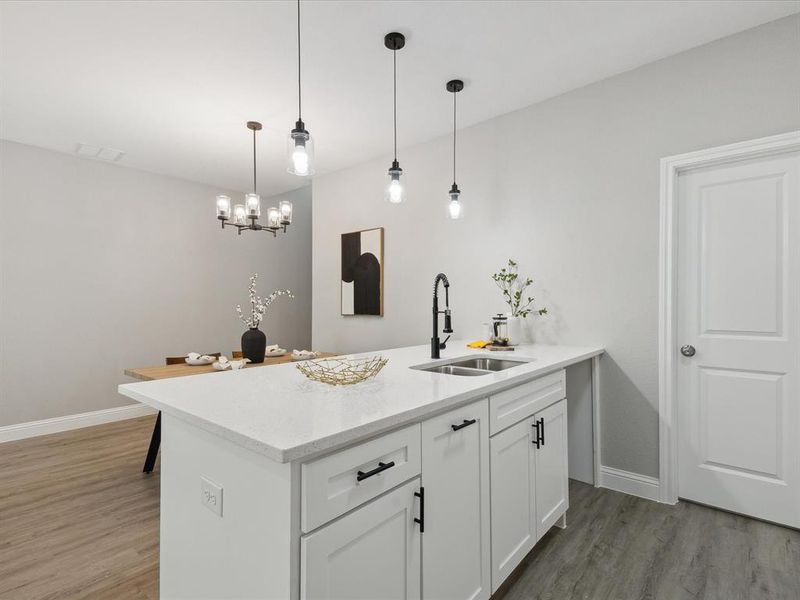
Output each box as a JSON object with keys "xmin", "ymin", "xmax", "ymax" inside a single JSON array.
[
  {"xmin": 301, "ymin": 424, "xmax": 421, "ymax": 532},
  {"xmin": 489, "ymin": 370, "xmax": 565, "ymax": 435}
]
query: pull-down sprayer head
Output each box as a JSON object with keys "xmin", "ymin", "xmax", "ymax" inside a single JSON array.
[{"xmin": 443, "ymin": 310, "xmax": 453, "ymax": 334}]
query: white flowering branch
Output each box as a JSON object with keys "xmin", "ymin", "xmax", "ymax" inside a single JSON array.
[{"xmin": 236, "ymin": 273, "xmax": 294, "ymax": 329}]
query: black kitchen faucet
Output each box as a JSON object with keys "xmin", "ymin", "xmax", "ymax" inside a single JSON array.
[{"xmin": 431, "ymin": 273, "xmax": 453, "ymax": 359}]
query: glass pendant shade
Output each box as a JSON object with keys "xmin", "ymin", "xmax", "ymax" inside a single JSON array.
[
  {"xmin": 216, "ymin": 195, "xmax": 231, "ymax": 220},
  {"xmin": 232, "ymin": 204, "xmax": 247, "ymax": 225},
  {"xmin": 279, "ymin": 200, "xmax": 293, "ymax": 225},
  {"xmin": 287, "ymin": 125, "xmax": 314, "ymax": 176},
  {"xmin": 385, "ymin": 162, "xmax": 406, "ymax": 204},
  {"xmin": 447, "ymin": 185, "xmax": 462, "ymax": 219},
  {"xmin": 245, "ymin": 193, "xmax": 261, "ymax": 218},
  {"xmin": 267, "ymin": 206, "xmax": 281, "ymax": 229},
  {"xmin": 448, "ymin": 198, "xmax": 463, "ymax": 220}
]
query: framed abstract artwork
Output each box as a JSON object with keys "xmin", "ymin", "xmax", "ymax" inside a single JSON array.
[{"xmin": 341, "ymin": 227, "xmax": 384, "ymax": 316}]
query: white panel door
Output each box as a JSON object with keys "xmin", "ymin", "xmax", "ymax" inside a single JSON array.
[
  {"xmin": 489, "ymin": 418, "xmax": 536, "ymax": 592},
  {"xmin": 533, "ymin": 399, "xmax": 569, "ymax": 539},
  {"xmin": 677, "ymin": 151, "xmax": 800, "ymax": 528},
  {"xmin": 421, "ymin": 399, "xmax": 490, "ymax": 600},
  {"xmin": 301, "ymin": 478, "xmax": 421, "ymax": 600}
]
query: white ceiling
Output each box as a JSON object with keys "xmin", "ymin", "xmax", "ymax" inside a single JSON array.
[{"xmin": 1, "ymin": 1, "xmax": 797, "ymax": 196}]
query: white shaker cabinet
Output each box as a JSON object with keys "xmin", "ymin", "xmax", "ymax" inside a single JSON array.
[
  {"xmin": 421, "ymin": 399, "xmax": 491, "ymax": 600},
  {"xmin": 300, "ymin": 386, "xmax": 569, "ymax": 599},
  {"xmin": 489, "ymin": 417, "xmax": 537, "ymax": 591},
  {"xmin": 300, "ymin": 478, "xmax": 422, "ymax": 600},
  {"xmin": 489, "ymin": 396, "xmax": 569, "ymax": 591},
  {"xmin": 533, "ymin": 399, "xmax": 569, "ymax": 537}
]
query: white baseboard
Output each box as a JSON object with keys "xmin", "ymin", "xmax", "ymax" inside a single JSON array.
[
  {"xmin": 599, "ymin": 466, "xmax": 661, "ymax": 502},
  {"xmin": 0, "ymin": 404, "xmax": 157, "ymax": 443}
]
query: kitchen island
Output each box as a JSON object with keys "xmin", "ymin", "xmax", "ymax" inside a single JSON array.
[{"xmin": 119, "ymin": 341, "xmax": 603, "ymax": 600}]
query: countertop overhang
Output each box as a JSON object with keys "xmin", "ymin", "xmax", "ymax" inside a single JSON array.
[{"xmin": 118, "ymin": 342, "xmax": 604, "ymax": 463}]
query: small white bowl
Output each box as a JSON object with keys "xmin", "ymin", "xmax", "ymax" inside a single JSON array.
[
  {"xmin": 185, "ymin": 353, "xmax": 215, "ymax": 366},
  {"xmin": 292, "ymin": 350, "xmax": 318, "ymax": 361},
  {"xmin": 212, "ymin": 357, "xmax": 230, "ymax": 371}
]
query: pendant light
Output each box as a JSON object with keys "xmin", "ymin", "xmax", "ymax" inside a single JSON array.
[
  {"xmin": 287, "ymin": 0, "xmax": 314, "ymax": 176},
  {"xmin": 216, "ymin": 121, "xmax": 292, "ymax": 237},
  {"xmin": 446, "ymin": 79, "xmax": 464, "ymax": 219},
  {"xmin": 384, "ymin": 32, "xmax": 406, "ymax": 204}
]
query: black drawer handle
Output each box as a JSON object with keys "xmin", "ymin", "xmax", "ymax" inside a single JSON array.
[
  {"xmin": 357, "ymin": 461, "xmax": 395, "ymax": 482},
  {"xmin": 538, "ymin": 417, "xmax": 545, "ymax": 446},
  {"xmin": 451, "ymin": 418, "xmax": 477, "ymax": 432}
]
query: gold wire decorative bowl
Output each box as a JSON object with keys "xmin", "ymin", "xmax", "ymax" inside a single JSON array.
[{"xmin": 295, "ymin": 355, "xmax": 388, "ymax": 386}]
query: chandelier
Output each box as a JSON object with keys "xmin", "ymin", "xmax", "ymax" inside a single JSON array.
[{"xmin": 215, "ymin": 121, "xmax": 292, "ymax": 237}]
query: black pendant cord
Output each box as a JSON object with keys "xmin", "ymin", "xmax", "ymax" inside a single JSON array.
[
  {"xmin": 296, "ymin": 0, "xmax": 302, "ymax": 120},
  {"xmin": 383, "ymin": 32, "xmax": 405, "ymax": 167},
  {"xmin": 452, "ymin": 88, "xmax": 457, "ymax": 186},
  {"xmin": 252, "ymin": 127, "xmax": 257, "ymax": 193},
  {"xmin": 445, "ymin": 79, "xmax": 464, "ymax": 190},
  {"xmin": 393, "ymin": 46, "xmax": 397, "ymax": 162}
]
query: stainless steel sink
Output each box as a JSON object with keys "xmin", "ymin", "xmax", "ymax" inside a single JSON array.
[
  {"xmin": 448, "ymin": 357, "xmax": 528, "ymax": 372},
  {"xmin": 424, "ymin": 365, "xmax": 491, "ymax": 377},
  {"xmin": 411, "ymin": 355, "xmax": 531, "ymax": 376}
]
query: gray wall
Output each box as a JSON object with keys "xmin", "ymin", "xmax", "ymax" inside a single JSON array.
[
  {"xmin": 312, "ymin": 16, "xmax": 800, "ymax": 478},
  {"xmin": 0, "ymin": 141, "xmax": 312, "ymax": 427}
]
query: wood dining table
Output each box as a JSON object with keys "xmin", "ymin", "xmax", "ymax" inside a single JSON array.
[{"xmin": 124, "ymin": 352, "xmax": 338, "ymax": 382}]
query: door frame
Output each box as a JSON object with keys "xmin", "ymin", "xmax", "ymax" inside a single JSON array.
[{"xmin": 658, "ymin": 131, "xmax": 800, "ymax": 504}]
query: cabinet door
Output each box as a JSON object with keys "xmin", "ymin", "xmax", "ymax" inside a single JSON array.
[
  {"xmin": 421, "ymin": 399, "xmax": 490, "ymax": 600},
  {"xmin": 301, "ymin": 478, "xmax": 421, "ymax": 600},
  {"xmin": 533, "ymin": 399, "xmax": 569, "ymax": 540},
  {"xmin": 489, "ymin": 417, "xmax": 536, "ymax": 592}
]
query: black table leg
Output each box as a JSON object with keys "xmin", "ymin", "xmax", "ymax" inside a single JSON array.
[{"xmin": 143, "ymin": 412, "xmax": 161, "ymax": 473}]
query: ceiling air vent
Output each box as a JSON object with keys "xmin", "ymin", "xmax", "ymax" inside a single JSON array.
[{"xmin": 74, "ymin": 143, "xmax": 125, "ymax": 162}]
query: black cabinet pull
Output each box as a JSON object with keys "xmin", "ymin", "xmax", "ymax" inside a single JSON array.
[
  {"xmin": 532, "ymin": 420, "xmax": 540, "ymax": 448},
  {"xmin": 357, "ymin": 461, "xmax": 395, "ymax": 482},
  {"xmin": 451, "ymin": 418, "xmax": 477, "ymax": 432},
  {"xmin": 414, "ymin": 487, "xmax": 425, "ymax": 533},
  {"xmin": 538, "ymin": 417, "xmax": 545, "ymax": 446}
]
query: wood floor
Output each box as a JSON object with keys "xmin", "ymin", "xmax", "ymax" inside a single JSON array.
[
  {"xmin": 0, "ymin": 417, "xmax": 159, "ymax": 600},
  {"xmin": 1, "ymin": 417, "xmax": 798, "ymax": 600},
  {"xmin": 499, "ymin": 481, "xmax": 800, "ymax": 600}
]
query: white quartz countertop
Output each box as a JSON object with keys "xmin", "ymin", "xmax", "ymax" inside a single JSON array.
[{"xmin": 118, "ymin": 342, "xmax": 603, "ymax": 463}]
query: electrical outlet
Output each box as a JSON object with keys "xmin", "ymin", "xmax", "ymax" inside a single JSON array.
[{"xmin": 200, "ymin": 476, "xmax": 223, "ymax": 517}]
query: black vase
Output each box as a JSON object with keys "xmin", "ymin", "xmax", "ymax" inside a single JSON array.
[{"xmin": 241, "ymin": 327, "xmax": 267, "ymax": 364}]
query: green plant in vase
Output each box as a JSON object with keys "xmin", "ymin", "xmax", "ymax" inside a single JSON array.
[{"xmin": 491, "ymin": 259, "xmax": 547, "ymax": 344}]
